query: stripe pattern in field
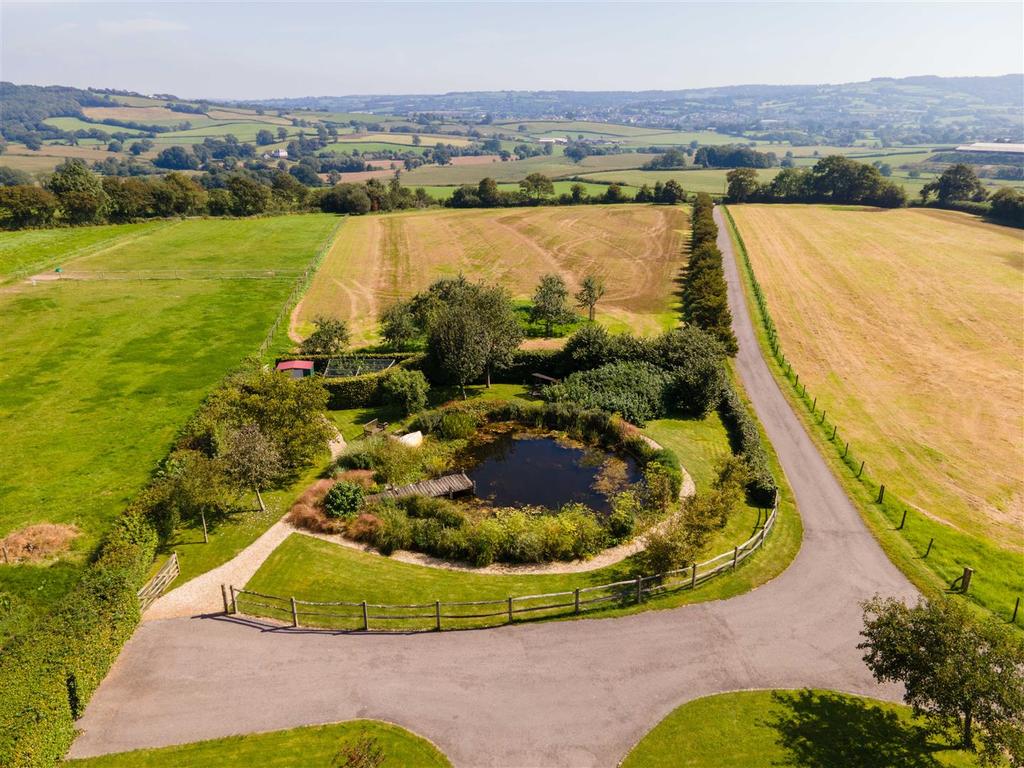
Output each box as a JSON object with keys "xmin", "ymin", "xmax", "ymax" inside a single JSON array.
[
  {"xmin": 295, "ymin": 205, "xmax": 688, "ymax": 344},
  {"xmin": 729, "ymin": 204, "xmax": 1024, "ymax": 548}
]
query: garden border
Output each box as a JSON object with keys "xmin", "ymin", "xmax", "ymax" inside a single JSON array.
[{"xmin": 226, "ymin": 493, "xmax": 777, "ymax": 632}]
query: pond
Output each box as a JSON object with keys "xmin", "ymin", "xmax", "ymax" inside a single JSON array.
[{"xmin": 464, "ymin": 432, "xmax": 641, "ymax": 513}]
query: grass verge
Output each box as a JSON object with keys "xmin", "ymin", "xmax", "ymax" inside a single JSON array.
[
  {"xmin": 620, "ymin": 689, "xmax": 979, "ymax": 767},
  {"xmin": 66, "ymin": 719, "xmax": 451, "ymax": 767}
]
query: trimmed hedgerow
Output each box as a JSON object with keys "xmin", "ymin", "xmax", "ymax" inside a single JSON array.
[
  {"xmin": 0, "ymin": 509, "xmax": 158, "ymax": 767},
  {"xmin": 718, "ymin": 383, "xmax": 777, "ymax": 507},
  {"xmin": 543, "ymin": 361, "xmax": 672, "ymax": 426}
]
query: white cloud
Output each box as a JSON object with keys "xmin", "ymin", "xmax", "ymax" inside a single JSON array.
[{"xmin": 96, "ymin": 18, "xmax": 188, "ymax": 35}]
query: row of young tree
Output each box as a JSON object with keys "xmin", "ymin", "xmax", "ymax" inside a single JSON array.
[
  {"xmin": 725, "ymin": 155, "xmax": 907, "ymax": 207},
  {"xmin": 684, "ymin": 194, "xmax": 738, "ymax": 355}
]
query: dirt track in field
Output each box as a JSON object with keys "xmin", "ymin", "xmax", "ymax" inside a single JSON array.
[
  {"xmin": 291, "ymin": 205, "xmax": 687, "ymax": 345},
  {"xmin": 729, "ymin": 205, "xmax": 1024, "ymax": 548}
]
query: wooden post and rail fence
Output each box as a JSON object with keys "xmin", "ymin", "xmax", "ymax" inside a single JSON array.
[
  {"xmin": 720, "ymin": 206, "xmax": 1020, "ymax": 622},
  {"xmin": 137, "ymin": 553, "xmax": 179, "ymax": 612},
  {"xmin": 223, "ymin": 497, "xmax": 779, "ymax": 632}
]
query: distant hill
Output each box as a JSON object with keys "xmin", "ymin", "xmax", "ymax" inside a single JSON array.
[{"xmin": 239, "ymin": 74, "xmax": 1024, "ymax": 144}]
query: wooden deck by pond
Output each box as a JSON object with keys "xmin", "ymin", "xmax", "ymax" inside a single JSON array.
[{"xmin": 365, "ymin": 472, "xmax": 475, "ymax": 503}]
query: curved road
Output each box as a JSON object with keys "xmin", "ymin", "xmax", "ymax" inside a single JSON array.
[{"xmin": 69, "ymin": 208, "xmax": 916, "ymax": 767}]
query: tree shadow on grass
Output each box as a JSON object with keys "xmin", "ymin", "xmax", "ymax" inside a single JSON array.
[{"xmin": 765, "ymin": 690, "xmax": 963, "ymax": 768}]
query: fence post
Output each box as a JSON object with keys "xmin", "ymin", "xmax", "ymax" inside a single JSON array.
[
  {"xmin": 877, "ymin": 485, "xmax": 886, "ymax": 503},
  {"xmin": 221, "ymin": 584, "xmax": 229, "ymax": 614},
  {"xmin": 960, "ymin": 567, "xmax": 974, "ymax": 594},
  {"xmin": 898, "ymin": 509, "xmax": 907, "ymax": 530},
  {"xmin": 635, "ymin": 575, "xmax": 642, "ymax": 604},
  {"xmin": 811, "ymin": 396, "xmax": 816, "ymax": 413},
  {"xmin": 691, "ymin": 562, "xmax": 697, "ymax": 588},
  {"xmin": 831, "ymin": 424, "xmax": 837, "ymax": 441},
  {"xmin": 843, "ymin": 442, "xmax": 849, "ymax": 458},
  {"xmin": 574, "ymin": 588, "xmax": 581, "ymax": 614},
  {"xmin": 507, "ymin": 596, "xmax": 513, "ymax": 624},
  {"xmin": 857, "ymin": 460, "xmax": 865, "ymax": 478},
  {"xmin": 1013, "ymin": 597, "xmax": 1020, "ymax": 624},
  {"xmin": 435, "ymin": 600, "xmax": 441, "ymax": 631},
  {"xmin": 924, "ymin": 538, "xmax": 934, "ymax": 558},
  {"xmin": 361, "ymin": 601, "xmax": 369, "ymax": 631},
  {"xmin": 820, "ymin": 409, "xmax": 826, "ymax": 424},
  {"xmin": 732, "ymin": 546, "xmax": 739, "ymax": 569},
  {"xmin": 230, "ymin": 585, "xmax": 238, "ymax": 615},
  {"xmin": 290, "ymin": 597, "xmax": 299, "ymax": 628}
]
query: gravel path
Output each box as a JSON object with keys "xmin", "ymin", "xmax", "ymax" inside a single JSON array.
[
  {"xmin": 70, "ymin": 207, "xmax": 916, "ymax": 766},
  {"xmin": 143, "ymin": 517, "xmax": 294, "ymax": 621}
]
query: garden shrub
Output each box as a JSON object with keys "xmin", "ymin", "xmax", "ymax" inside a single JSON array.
[
  {"xmin": 379, "ymin": 368, "xmax": 429, "ymax": 415},
  {"xmin": 323, "ymin": 481, "xmax": 364, "ymax": 519},
  {"xmin": 543, "ymin": 361, "xmax": 671, "ymax": 426},
  {"xmin": 373, "ymin": 506, "xmax": 413, "ymax": 555}
]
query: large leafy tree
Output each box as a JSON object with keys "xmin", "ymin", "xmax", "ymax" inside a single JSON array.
[
  {"xmin": 530, "ymin": 273, "xmax": 574, "ymax": 336},
  {"xmin": 922, "ymin": 164, "xmax": 988, "ymax": 203},
  {"xmin": 860, "ymin": 596, "xmax": 1024, "ymax": 765},
  {"xmin": 220, "ymin": 423, "xmax": 283, "ymax": 511},
  {"xmin": 427, "ymin": 302, "xmax": 489, "ymax": 398},
  {"xmin": 519, "ymin": 172, "xmax": 554, "ymax": 201},
  {"xmin": 46, "ymin": 159, "xmax": 108, "ymax": 224}
]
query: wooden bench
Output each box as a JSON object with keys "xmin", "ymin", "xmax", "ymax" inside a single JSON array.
[{"xmin": 362, "ymin": 418, "xmax": 390, "ymax": 437}]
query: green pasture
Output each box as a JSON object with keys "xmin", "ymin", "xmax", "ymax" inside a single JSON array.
[
  {"xmin": 0, "ymin": 220, "xmax": 168, "ymax": 281},
  {"xmin": 621, "ymin": 689, "xmax": 979, "ymax": 767},
  {"xmin": 67, "ymin": 720, "xmax": 451, "ymax": 768},
  {"xmin": 319, "ymin": 142, "xmax": 427, "ymax": 156},
  {"xmin": 42, "ymin": 117, "xmax": 146, "ymax": 135},
  {"xmin": 151, "ymin": 122, "xmax": 301, "ymax": 143},
  {"xmin": 579, "ymin": 168, "xmax": 781, "ymax": 195},
  {"xmin": 0, "ymin": 215, "xmax": 339, "ymax": 643},
  {"xmin": 400, "ymin": 153, "xmax": 655, "ymax": 186}
]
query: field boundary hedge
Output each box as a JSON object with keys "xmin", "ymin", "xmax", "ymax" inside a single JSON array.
[
  {"xmin": 231, "ymin": 495, "xmax": 779, "ymax": 632},
  {"xmin": 721, "ymin": 205, "xmax": 1022, "ymax": 622}
]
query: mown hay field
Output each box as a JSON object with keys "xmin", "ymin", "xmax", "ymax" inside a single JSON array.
[
  {"xmin": 729, "ymin": 205, "xmax": 1023, "ymax": 550},
  {"xmin": 294, "ymin": 204, "xmax": 687, "ymax": 344}
]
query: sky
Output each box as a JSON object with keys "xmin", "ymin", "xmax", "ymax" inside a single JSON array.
[{"xmin": 2, "ymin": 2, "xmax": 1022, "ymax": 99}]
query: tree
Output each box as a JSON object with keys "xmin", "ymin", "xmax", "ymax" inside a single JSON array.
[
  {"xmin": 0, "ymin": 185, "xmax": 59, "ymax": 229},
  {"xmin": 474, "ymin": 283, "xmax": 522, "ymax": 386},
  {"xmin": 530, "ymin": 274, "xmax": 573, "ymax": 336},
  {"xmin": 0, "ymin": 167, "xmax": 32, "ymax": 187},
  {"xmin": 276, "ymin": 127, "xmax": 288, "ymax": 142},
  {"xmin": 46, "ymin": 159, "xmax": 108, "ymax": 224},
  {"xmin": 256, "ymin": 129, "xmax": 275, "ymax": 146},
  {"xmin": 320, "ymin": 183, "xmax": 371, "ymax": 215},
  {"xmin": 220, "ymin": 423, "xmax": 283, "ymax": 511},
  {"xmin": 427, "ymin": 302, "xmax": 489, "ymax": 398},
  {"xmin": 989, "ymin": 187, "xmax": 1024, "ymax": 225},
  {"xmin": 476, "ymin": 177, "xmax": 501, "ymax": 207},
  {"xmin": 158, "ymin": 449, "xmax": 229, "ymax": 540},
  {"xmin": 519, "ymin": 173, "xmax": 554, "ymax": 202},
  {"xmin": 574, "ymin": 274, "xmax": 606, "ymax": 322},
  {"xmin": 202, "ymin": 369, "xmax": 333, "ymax": 476},
  {"xmin": 380, "ymin": 301, "xmax": 419, "ymax": 350},
  {"xmin": 153, "ymin": 172, "xmax": 207, "ymax": 216},
  {"xmin": 300, "ymin": 315, "xmax": 350, "ymax": 355},
  {"xmin": 153, "ymin": 145, "xmax": 199, "ymax": 171},
  {"xmin": 226, "ymin": 175, "xmax": 271, "ymax": 216},
  {"xmin": 922, "ymin": 164, "xmax": 988, "ymax": 203},
  {"xmin": 102, "ymin": 176, "xmax": 154, "ymax": 222},
  {"xmin": 860, "ymin": 596, "xmax": 1024, "ymax": 765},
  {"xmin": 726, "ymin": 168, "xmax": 761, "ymax": 202}
]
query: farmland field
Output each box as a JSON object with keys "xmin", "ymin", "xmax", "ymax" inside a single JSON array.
[
  {"xmin": 293, "ymin": 204, "xmax": 686, "ymax": 344},
  {"xmin": 579, "ymin": 168, "xmax": 782, "ymax": 195},
  {"xmin": 398, "ymin": 153, "xmax": 657, "ymax": 186},
  {"xmin": 729, "ymin": 205, "xmax": 1023, "ymax": 550},
  {"xmin": 0, "ymin": 215, "xmax": 339, "ymax": 640}
]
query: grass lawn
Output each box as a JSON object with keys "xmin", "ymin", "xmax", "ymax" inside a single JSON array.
[
  {"xmin": 293, "ymin": 205, "xmax": 686, "ymax": 345},
  {"xmin": 66, "ymin": 720, "xmax": 450, "ymax": 768},
  {"xmin": 0, "ymin": 220, "xmax": 170, "ymax": 281},
  {"xmin": 0, "ymin": 214, "xmax": 340, "ymax": 644},
  {"xmin": 620, "ymin": 689, "xmax": 979, "ymax": 768},
  {"xmin": 723, "ymin": 206, "xmax": 1023, "ymax": 624},
  {"xmin": 244, "ymin": 386, "xmax": 802, "ymax": 631}
]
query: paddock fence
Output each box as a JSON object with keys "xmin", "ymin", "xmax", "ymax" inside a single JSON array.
[
  {"xmin": 257, "ymin": 216, "xmax": 345, "ymax": 356},
  {"xmin": 225, "ymin": 497, "xmax": 778, "ymax": 632},
  {"xmin": 720, "ymin": 205, "xmax": 1020, "ymax": 624}
]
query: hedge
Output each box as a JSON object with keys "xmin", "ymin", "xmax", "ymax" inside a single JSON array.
[
  {"xmin": 0, "ymin": 510, "xmax": 158, "ymax": 767},
  {"xmin": 278, "ymin": 354, "xmax": 425, "ymax": 410},
  {"xmin": 718, "ymin": 383, "xmax": 777, "ymax": 507}
]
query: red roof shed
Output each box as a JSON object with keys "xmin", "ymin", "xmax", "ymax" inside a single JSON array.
[{"xmin": 275, "ymin": 360, "xmax": 314, "ymax": 378}]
